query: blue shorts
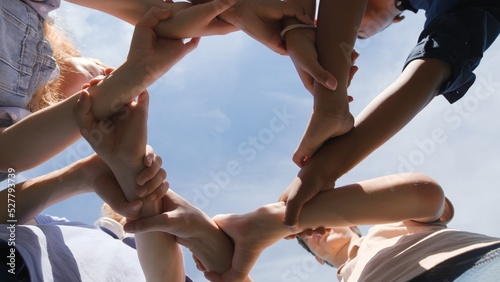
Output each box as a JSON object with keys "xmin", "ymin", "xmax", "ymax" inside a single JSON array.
[
  {"xmin": 403, "ymin": 1, "xmax": 500, "ymax": 103},
  {"xmin": 0, "ymin": 0, "xmax": 56, "ymax": 110}
]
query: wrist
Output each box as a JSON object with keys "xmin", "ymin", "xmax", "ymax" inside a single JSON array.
[
  {"xmin": 79, "ymin": 154, "xmax": 112, "ymax": 194},
  {"xmin": 217, "ymin": 0, "xmax": 243, "ymax": 27},
  {"xmin": 280, "ymin": 24, "xmax": 316, "ymax": 40}
]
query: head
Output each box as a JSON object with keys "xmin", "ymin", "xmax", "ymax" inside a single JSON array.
[
  {"xmin": 58, "ymin": 56, "xmax": 106, "ymax": 97},
  {"xmin": 358, "ymin": 0, "xmax": 405, "ymax": 39},
  {"xmin": 296, "ymin": 226, "xmax": 362, "ymax": 268},
  {"xmin": 28, "ymin": 20, "xmax": 106, "ymax": 112}
]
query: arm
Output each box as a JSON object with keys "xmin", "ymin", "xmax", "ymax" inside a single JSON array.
[
  {"xmin": 124, "ymin": 189, "xmax": 235, "ymax": 275},
  {"xmin": 0, "ymin": 154, "xmax": 144, "ymax": 225},
  {"xmin": 68, "ymin": 0, "xmax": 237, "ymax": 38},
  {"xmin": 65, "ymin": 0, "xmax": 168, "ymax": 25},
  {"xmin": 76, "ymin": 87, "xmax": 182, "ymax": 281},
  {"xmin": 216, "ymin": 0, "xmax": 314, "ymax": 54},
  {"xmin": 291, "ymin": 0, "xmax": 367, "ymax": 167},
  {"xmin": 0, "ymin": 8, "xmax": 198, "ymax": 173},
  {"xmin": 207, "ymin": 173, "xmax": 445, "ymax": 281},
  {"xmin": 281, "ymin": 58, "xmax": 453, "ymax": 226}
]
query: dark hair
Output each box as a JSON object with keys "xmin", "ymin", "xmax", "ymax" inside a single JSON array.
[{"xmin": 296, "ymin": 237, "xmax": 335, "ymax": 268}]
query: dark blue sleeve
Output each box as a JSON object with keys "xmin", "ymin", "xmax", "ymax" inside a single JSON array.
[{"xmin": 403, "ymin": 6, "xmax": 500, "ymax": 103}]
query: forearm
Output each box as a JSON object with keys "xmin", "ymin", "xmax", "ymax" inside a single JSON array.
[
  {"xmin": 112, "ymin": 160, "xmax": 176, "ymax": 281},
  {"xmin": 0, "ymin": 155, "xmax": 97, "ymax": 224},
  {"xmin": 136, "ymin": 232, "xmax": 186, "ymax": 282},
  {"xmin": 259, "ymin": 173, "xmax": 445, "ymax": 239},
  {"xmin": 65, "ymin": 0, "xmax": 169, "ymax": 25},
  {"xmin": 304, "ymin": 59, "xmax": 452, "ymax": 185},
  {"xmin": 296, "ymin": 173, "xmax": 445, "ymax": 229},
  {"xmin": 312, "ymin": 0, "xmax": 366, "ymax": 112},
  {"xmin": 0, "ymin": 95, "xmax": 81, "ymax": 172},
  {"xmin": 87, "ymin": 61, "xmax": 153, "ymax": 121}
]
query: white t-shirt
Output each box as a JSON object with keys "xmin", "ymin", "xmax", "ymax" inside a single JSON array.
[
  {"xmin": 337, "ymin": 199, "xmax": 500, "ymax": 281},
  {"xmin": 0, "ymin": 215, "xmax": 146, "ymax": 281}
]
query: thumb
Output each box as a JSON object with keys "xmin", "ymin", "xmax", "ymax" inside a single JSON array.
[
  {"xmin": 124, "ymin": 213, "xmax": 169, "ymax": 233},
  {"xmin": 74, "ymin": 90, "xmax": 96, "ymax": 135},
  {"xmin": 283, "ymin": 194, "xmax": 304, "ymax": 228},
  {"xmin": 136, "ymin": 90, "xmax": 151, "ymax": 112},
  {"xmin": 137, "ymin": 7, "xmax": 172, "ymax": 30},
  {"xmin": 194, "ymin": 0, "xmax": 236, "ymax": 22}
]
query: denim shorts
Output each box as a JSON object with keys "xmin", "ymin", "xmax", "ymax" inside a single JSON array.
[
  {"xmin": 0, "ymin": 0, "xmax": 56, "ymax": 110},
  {"xmin": 410, "ymin": 242, "xmax": 500, "ymax": 282}
]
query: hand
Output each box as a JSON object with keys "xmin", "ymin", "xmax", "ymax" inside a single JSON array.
[
  {"xmin": 75, "ymin": 87, "xmax": 168, "ymax": 201},
  {"xmin": 124, "ymin": 190, "xmax": 234, "ymax": 274},
  {"xmin": 278, "ymin": 171, "xmax": 331, "ymax": 227},
  {"xmin": 154, "ymin": 0, "xmax": 238, "ymax": 39},
  {"xmin": 74, "ymin": 88, "xmax": 148, "ymax": 166},
  {"xmin": 126, "ymin": 7, "xmax": 200, "ymax": 85},
  {"xmin": 84, "ymin": 154, "xmax": 152, "ymax": 219},
  {"xmin": 286, "ymin": 28, "xmax": 360, "ymax": 93},
  {"xmin": 219, "ymin": 0, "xmax": 313, "ymax": 55}
]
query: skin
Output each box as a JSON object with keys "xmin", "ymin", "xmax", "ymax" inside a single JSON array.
[
  {"xmin": 0, "ymin": 8, "xmax": 198, "ymax": 173},
  {"xmin": 0, "ymin": 151, "xmax": 165, "ymax": 224},
  {"xmin": 280, "ymin": 58, "xmax": 452, "ymax": 227},
  {"xmin": 203, "ymin": 173, "xmax": 445, "ymax": 281},
  {"xmin": 124, "ymin": 189, "xmax": 237, "ymax": 276},
  {"xmin": 291, "ymin": 0, "xmax": 367, "ymax": 167},
  {"xmin": 58, "ymin": 57, "xmax": 106, "ymax": 99}
]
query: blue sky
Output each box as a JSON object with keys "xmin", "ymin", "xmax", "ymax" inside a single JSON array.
[{"xmin": 7, "ymin": 2, "xmax": 500, "ymax": 281}]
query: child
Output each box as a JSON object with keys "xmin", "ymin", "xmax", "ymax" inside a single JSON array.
[
  {"xmin": 279, "ymin": 0, "xmax": 500, "ymax": 226},
  {"xmin": 184, "ymin": 173, "xmax": 500, "ymax": 281}
]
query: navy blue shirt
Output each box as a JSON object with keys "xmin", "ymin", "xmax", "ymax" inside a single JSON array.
[{"xmin": 396, "ymin": 0, "xmax": 500, "ymax": 103}]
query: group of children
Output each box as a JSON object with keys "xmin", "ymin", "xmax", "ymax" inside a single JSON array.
[{"xmin": 1, "ymin": 0, "xmax": 499, "ymax": 281}]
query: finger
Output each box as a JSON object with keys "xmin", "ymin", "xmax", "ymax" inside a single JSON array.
[
  {"xmin": 351, "ymin": 50, "xmax": 360, "ymax": 64},
  {"xmin": 278, "ymin": 2, "xmax": 314, "ymax": 25},
  {"xmin": 183, "ymin": 37, "xmax": 201, "ymax": 52},
  {"xmin": 136, "ymin": 90, "xmax": 151, "ymax": 111},
  {"xmin": 347, "ymin": 65, "xmax": 358, "ymax": 87},
  {"xmin": 137, "ymin": 154, "xmax": 163, "ymax": 187},
  {"xmin": 137, "ymin": 7, "xmax": 172, "ymax": 30},
  {"xmin": 88, "ymin": 75, "xmax": 106, "ymax": 87},
  {"xmin": 124, "ymin": 212, "xmax": 171, "ymax": 233},
  {"xmin": 313, "ymin": 227, "xmax": 327, "ymax": 235},
  {"xmin": 146, "ymin": 181, "xmax": 169, "ymax": 201},
  {"xmin": 143, "ymin": 145, "xmax": 155, "ymax": 168},
  {"xmin": 192, "ymin": 0, "xmax": 237, "ymax": 23},
  {"xmin": 74, "ymin": 90, "xmax": 97, "ymax": 137},
  {"xmin": 297, "ymin": 229, "xmax": 313, "ymax": 237},
  {"xmin": 283, "ymin": 192, "xmax": 306, "ymax": 227},
  {"xmin": 139, "ymin": 175, "xmax": 169, "ymax": 201},
  {"xmin": 107, "ymin": 199, "xmax": 143, "ymax": 220},
  {"xmin": 124, "ymin": 200, "xmax": 144, "ymax": 219},
  {"xmin": 292, "ymin": 151, "xmax": 307, "ymax": 168},
  {"xmin": 193, "ymin": 254, "xmax": 208, "ymax": 272},
  {"xmin": 300, "ymin": 61, "xmax": 337, "ymax": 90},
  {"xmin": 104, "ymin": 67, "xmax": 115, "ymax": 76}
]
